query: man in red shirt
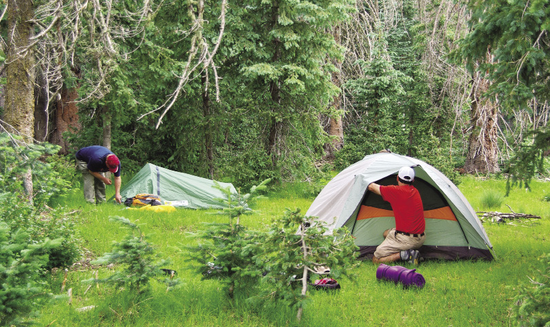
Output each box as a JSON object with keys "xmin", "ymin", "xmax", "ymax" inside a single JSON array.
[{"xmin": 367, "ymin": 166, "xmax": 426, "ymax": 265}]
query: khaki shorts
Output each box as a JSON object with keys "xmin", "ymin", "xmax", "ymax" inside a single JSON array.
[{"xmin": 373, "ymin": 228, "xmax": 426, "ymax": 258}]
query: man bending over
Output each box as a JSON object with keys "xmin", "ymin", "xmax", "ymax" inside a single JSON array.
[{"xmin": 76, "ymin": 145, "xmax": 122, "ymax": 204}]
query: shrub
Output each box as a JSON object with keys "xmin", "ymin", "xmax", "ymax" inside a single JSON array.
[
  {"xmin": 0, "ymin": 223, "xmax": 62, "ymax": 326},
  {"xmin": 186, "ymin": 180, "xmax": 270, "ymax": 297},
  {"xmin": 87, "ymin": 216, "xmax": 174, "ymax": 293},
  {"xmin": 189, "ymin": 180, "xmax": 359, "ymax": 321},
  {"xmin": 0, "ymin": 134, "xmax": 73, "ymax": 207},
  {"xmin": 511, "ymin": 253, "xmax": 550, "ymax": 326},
  {"xmin": 0, "ymin": 134, "xmax": 82, "ymax": 270},
  {"xmin": 252, "ymin": 208, "xmax": 359, "ymax": 321}
]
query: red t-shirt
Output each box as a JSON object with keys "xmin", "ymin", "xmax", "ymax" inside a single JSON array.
[{"xmin": 380, "ymin": 184, "xmax": 425, "ymax": 234}]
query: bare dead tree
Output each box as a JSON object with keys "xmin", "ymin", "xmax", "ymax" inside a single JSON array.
[
  {"xmin": 464, "ymin": 66, "xmax": 500, "ymax": 174},
  {"xmin": 340, "ymin": 0, "xmax": 477, "ymax": 160},
  {"xmin": 0, "ymin": 0, "xmax": 161, "ymax": 125},
  {"xmin": 136, "ymin": 0, "xmax": 227, "ymax": 129}
]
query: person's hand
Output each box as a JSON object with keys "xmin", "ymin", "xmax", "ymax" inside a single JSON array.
[
  {"xmin": 115, "ymin": 194, "xmax": 122, "ymax": 204},
  {"xmin": 103, "ymin": 177, "xmax": 112, "ymax": 185}
]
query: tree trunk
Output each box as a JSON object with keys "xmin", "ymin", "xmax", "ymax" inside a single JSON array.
[
  {"xmin": 267, "ymin": 78, "xmax": 282, "ymax": 168},
  {"xmin": 102, "ymin": 109, "xmax": 112, "ymax": 150},
  {"xmin": 464, "ymin": 71, "xmax": 500, "ymax": 174},
  {"xmin": 102, "ymin": 109, "xmax": 112, "ymax": 178},
  {"xmin": 323, "ymin": 25, "xmax": 344, "ymax": 160},
  {"xmin": 0, "ymin": 64, "xmax": 4, "ymax": 113},
  {"xmin": 202, "ymin": 74, "xmax": 214, "ymax": 179},
  {"xmin": 50, "ymin": 87, "xmax": 81, "ymax": 154},
  {"xmin": 34, "ymin": 67, "xmax": 49, "ymax": 142},
  {"xmin": 6, "ymin": 0, "xmax": 35, "ymax": 201},
  {"xmin": 266, "ymin": 1, "xmax": 283, "ymax": 169},
  {"xmin": 5, "ymin": 0, "xmax": 35, "ymax": 142}
]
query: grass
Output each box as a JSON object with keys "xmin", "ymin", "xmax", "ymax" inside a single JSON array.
[
  {"xmin": 480, "ymin": 190, "xmax": 505, "ymax": 210},
  {"xmin": 37, "ymin": 176, "xmax": 550, "ymax": 326}
]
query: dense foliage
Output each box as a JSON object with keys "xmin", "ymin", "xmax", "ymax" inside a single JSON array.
[
  {"xmin": 0, "ymin": 224, "xmax": 61, "ymax": 326},
  {"xmin": 0, "ymin": 135, "xmax": 81, "ymax": 271},
  {"xmin": 0, "ymin": 135, "xmax": 81, "ymax": 324},
  {"xmin": 253, "ymin": 208, "xmax": 358, "ymax": 320},
  {"xmin": 511, "ymin": 253, "xmax": 550, "ymax": 326},
  {"xmin": 187, "ymin": 180, "xmax": 270, "ymax": 297},
  {"xmin": 11, "ymin": 0, "xmax": 532, "ymax": 189},
  {"xmin": 66, "ymin": 0, "xmax": 357, "ymax": 188},
  {"xmin": 187, "ymin": 180, "xmax": 358, "ymax": 320}
]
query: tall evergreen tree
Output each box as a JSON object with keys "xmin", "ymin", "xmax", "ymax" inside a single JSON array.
[{"xmin": 219, "ymin": 0, "xmax": 355, "ymax": 181}]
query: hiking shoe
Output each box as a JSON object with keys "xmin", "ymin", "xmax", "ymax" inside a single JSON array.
[
  {"xmin": 400, "ymin": 249, "xmax": 422, "ymax": 265},
  {"xmin": 409, "ymin": 249, "xmax": 421, "ymax": 265},
  {"xmin": 400, "ymin": 249, "xmax": 412, "ymax": 261}
]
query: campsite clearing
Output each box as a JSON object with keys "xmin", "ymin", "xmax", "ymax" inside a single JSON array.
[{"xmin": 38, "ymin": 176, "xmax": 549, "ymax": 326}]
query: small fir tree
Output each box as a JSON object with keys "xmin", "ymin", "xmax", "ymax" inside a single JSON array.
[
  {"xmin": 187, "ymin": 180, "xmax": 270, "ymax": 298},
  {"xmin": 0, "ymin": 223, "xmax": 62, "ymax": 326},
  {"xmin": 87, "ymin": 216, "xmax": 175, "ymax": 293},
  {"xmin": 252, "ymin": 208, "xmax": 359, "ymax": 321}
]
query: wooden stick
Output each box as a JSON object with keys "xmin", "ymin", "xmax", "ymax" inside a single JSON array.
[{"xmin": 61, "ymin": 268, "xmax": 68, "ymax": 292}]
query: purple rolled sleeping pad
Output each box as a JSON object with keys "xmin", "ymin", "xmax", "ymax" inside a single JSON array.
[{"xmin": 376, "ymin": 264, "xmax": 426, "ymax": 288}]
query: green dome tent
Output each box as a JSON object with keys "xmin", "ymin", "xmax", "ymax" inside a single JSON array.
[
  {"xmin": 306, "ymin": 153, "xmax": 494, "ymax": 261},
  {"xmin": 117, "ymin": 163, "xmax": 237, "ymax": 209}
]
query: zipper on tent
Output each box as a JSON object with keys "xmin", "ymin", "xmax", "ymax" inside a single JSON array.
[{"xmin": 156, "ymin": 165, "xmax": 161, "ymax": 196}]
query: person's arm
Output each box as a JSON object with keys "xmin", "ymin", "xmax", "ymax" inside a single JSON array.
[
  {"xmin": 114, "ymin": 176, "xmax": 122, "ymax": 204},
  {"xmin": 368, "ymin": 182, "xmax": 381, "ymax": 196},
  {"xmin": 89, "ymin": 171, "xmax": 112, "ymax": 185}
]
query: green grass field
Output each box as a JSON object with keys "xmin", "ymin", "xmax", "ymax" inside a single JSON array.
[{"xmin": 37, "ymin": 176, "xmax": 549, "ymax": 326}]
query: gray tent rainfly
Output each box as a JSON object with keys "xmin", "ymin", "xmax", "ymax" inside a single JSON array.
[
  {"xmin": 117, "ymin": 163, "xmax": 237, "ymax": 209},
  {"xmin": 306, "ymin": 153, "xmax": 494, "ymax": 261}
]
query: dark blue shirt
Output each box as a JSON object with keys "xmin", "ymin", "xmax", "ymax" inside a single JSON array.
[{"xmin": 75, "ymin": 146, "xmax": 121, "ymax": 177}]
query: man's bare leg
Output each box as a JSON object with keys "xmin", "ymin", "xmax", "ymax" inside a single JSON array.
[{"xmin": 372, "ymin": 252, "xmax": 400, "ymax": 264}]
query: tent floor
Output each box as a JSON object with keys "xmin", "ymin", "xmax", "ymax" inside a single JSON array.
[{"xmin": 357, "ymin": 245, "xmax": 494, "ymax": 261}]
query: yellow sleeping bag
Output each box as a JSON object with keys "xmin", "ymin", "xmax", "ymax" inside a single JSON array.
[{"xmin": 127, "ymin": 204, "xmax": 176, "ymax": 213}]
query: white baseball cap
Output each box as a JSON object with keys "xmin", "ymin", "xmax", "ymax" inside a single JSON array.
[{"xmin": 398, "ymin": 166, "xmax": 415, "ymax": 182}]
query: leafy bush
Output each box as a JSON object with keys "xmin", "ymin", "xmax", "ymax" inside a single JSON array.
[
  {"xmin": 44, "ymin": 153, "xmax": 80, "ymax": 202},
  {"xmin": 0, "ymin": 192, "xmax": 82, "ymax": 271},
  {"xmin": 511, "ymin": 253, "xmax": 550, "ymax": 326},
  {"xmin": 189, "ymin": 180, "xmax": 359, "ymax": 321}
]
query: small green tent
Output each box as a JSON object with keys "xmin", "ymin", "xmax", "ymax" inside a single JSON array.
[{"xmin": 118, "ymin": 163, "xmax": 237, "ymax": 209}]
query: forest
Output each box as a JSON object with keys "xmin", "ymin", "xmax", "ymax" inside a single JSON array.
[
  {"xmin": 2, "ymin": 0, "xmax": 550, "ymax": 188},
  {"xmin": 1, "ymin": 0, "xmax": 550, "ymax": 325}
]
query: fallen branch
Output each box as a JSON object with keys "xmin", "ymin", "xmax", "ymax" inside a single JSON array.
[{"xmin": 477, "ymin": 210, "xmax": 541, "ymax": 223}]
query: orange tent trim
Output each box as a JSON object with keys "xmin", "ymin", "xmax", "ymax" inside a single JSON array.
[{"xmin": 356, "ymin": 205, "xmax": 457, "ymax": 221}]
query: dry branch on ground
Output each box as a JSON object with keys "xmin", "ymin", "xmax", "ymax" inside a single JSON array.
[{"xmin": 477, "ymin": 211, "xmax": 541, "ymax": 223}]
